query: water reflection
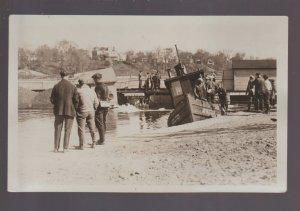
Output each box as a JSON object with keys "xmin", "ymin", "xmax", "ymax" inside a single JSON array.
[{"xmin": 18, "ymin": 108, "xmax": 170, "ymax": 141}]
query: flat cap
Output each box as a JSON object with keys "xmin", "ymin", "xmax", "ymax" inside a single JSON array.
[
  {"xmin": 92, "ymin": 73, "xmax": 102, "ymax": 80},
  {"xmin": 78, "ymin": 78, "xmax": 86, "ymax": 85},
  {"xmin": 60, "ymin": 69, "xmax": 68, "ymax": 77}
]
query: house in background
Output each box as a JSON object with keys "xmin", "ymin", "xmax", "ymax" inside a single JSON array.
[{"xmin": 223, "ymin": 60, "xmax": 277, "ymax": 92}]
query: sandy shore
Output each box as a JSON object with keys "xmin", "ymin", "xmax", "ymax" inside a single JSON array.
[{"xmin": 12, "ymin": 111, "xmax": 277, "ymax": 191}]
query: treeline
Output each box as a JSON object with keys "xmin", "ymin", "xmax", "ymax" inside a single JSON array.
[
  {"xmin": 18, "ymin": 40, "xmax": 266, "ymax": 77},
  {"xmin": 123, "ymin": 48, "xmax": 240, "ymax": 75},
  {"xmin": 18, "ymin": 40, "xmax": 112, "ymax": 76}
]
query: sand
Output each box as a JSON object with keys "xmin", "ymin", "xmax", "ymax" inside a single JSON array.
[{"xmin": 12, "ymin": 111, "xmax": 277, "ymax": 191}]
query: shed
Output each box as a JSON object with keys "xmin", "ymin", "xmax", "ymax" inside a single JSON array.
[{"xmin": 224, "ymin": 60, "xmax": 277, "ymax": 92}]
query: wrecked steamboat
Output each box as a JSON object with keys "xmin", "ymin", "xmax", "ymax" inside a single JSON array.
[{"xmin": 164, "ymin": 46, "xmax": 220, "ymax": 127}]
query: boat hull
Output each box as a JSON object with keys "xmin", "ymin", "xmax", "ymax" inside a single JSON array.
[{"xmin": 167, "ymin": 94, "xmax": 220, "ymax": 127}]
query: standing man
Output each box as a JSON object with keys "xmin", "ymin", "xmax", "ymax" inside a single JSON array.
[
  {"xmin": 205, "ymin": 76, "xmax": 216, "ymax": 103},
  {"xmin": 194, "ymin": 78, "xmax": 206, "ymax": 100},
  {"xmin": 263, "ymin": 74, "xmax": 272, "ymax": 114},
  {"xmin": 76, "ymin": 79, "xmax": 99, "ymax": 149},
  {"xmin": 92, "ymin": 73, "xmax": 109, "ymax": 145},
  {"xmin": 217, "ymin": 83, "xmax": 228, "ymax": 115},
  {"xmin": 155, "ymin": 70, "xmax": 161, "ymax": 90},
  {"xmin": 145, "ymin": 72, "xmax": 150, "ymax": 91},
  {"xmin": 245, "ymin": 75, "xmax": 255, "ymax": 111},
  {"xmin": 150, "ymin": 72, "xmax": 154, "ymax": 90},
  {"xmin": 138, "ymin": 70, "xmax": 143, "ymax": 89},
  {"xmin": 50, "ymin": 70, "xmax": 78, "ymax": 153},
  {"xmin": 253, "ymin": 73, "xmax": 267, "ymax": 112}
]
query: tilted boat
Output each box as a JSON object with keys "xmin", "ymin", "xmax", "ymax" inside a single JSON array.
[{"xmin": 164, "ymin": 46, "xmax": 220, "ymax": 127}]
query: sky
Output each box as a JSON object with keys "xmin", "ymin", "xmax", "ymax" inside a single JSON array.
[{"xmin": 11, "ymin": 15, "xmax": 287, "ymax": 59}]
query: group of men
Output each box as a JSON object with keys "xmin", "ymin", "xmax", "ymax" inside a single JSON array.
[
  {"xmin": 50, "ymin": 70, "xmax": 109, "ymax": 153},
  {"xmin": 193, "ymin": 74, "xmax": 230, "ymax": 115},
  {"xmin": 140, "ymin": 70, "xmax": 161, "ymax": 91},
  {"xmin": 246, "ymin": 73, "xmax": 275, "ymax": 114}
]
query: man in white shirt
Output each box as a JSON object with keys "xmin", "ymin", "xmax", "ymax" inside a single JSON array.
[{"xmin": 76, "ymin": 79, "xmax": 99, "ymax": 149}]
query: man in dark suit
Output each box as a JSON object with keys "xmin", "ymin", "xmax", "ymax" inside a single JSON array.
[
  {"xmin": 253, "ymin": 73, "xmax": 267, "ymax": 111},
  {"xmin": 92, "ymin": 73, "xmax": 109, "ymax": 145},
  {"xmin": 50, "ymin": 70, "xmax": 78, "ymax": 152}
]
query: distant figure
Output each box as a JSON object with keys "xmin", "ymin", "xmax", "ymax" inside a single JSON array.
[
  {"xmin": 50, "ymin": 69, "xmax": 78, "ymax": 153},
  {"xmin": 92, "ymin": 73, "xmax": 109, "ymax": 145},
  {"xmin": 253, "ymin": 73, "xmax": 267, "ymax": 111},
  {"xmin": 152, "ymin": 73, "xmax": 157, "ymax": 90},
  {"xmin": 144, "ymin": 72, "xmax": 150, "ymax": 91},
  {"xmin": 263, "ymin": 74, "xmax": 272, "ymax": 114},
  {"xmin": 138, "ymin": 70, "xmax": 143, "ymax": 89},
  {"xmin": 205, "ymin": 76, "xmax": 216, "ymax": 103},
  {"xmin": 76, "ymin": 79, "xmax": 99, "ymax": 150},
  {"xmin": 194, "ymin": 78, "xmax": 206, "ymax": 100},
  {"xmin": 245, "ymin": 75, "xmax": 255, "ymax": 111},
  {"xmin": 217, "ymin": 84, "xmax": 228, "ymax": 115},
  {"xmin": 155, "ymin": 71, "xmax": 161, "ymax": 90},
  {"xmin": 269, "ymin": 79, "xmax": 277, "ymax": 106},
  {"xmin": 150, "ymin": 73, "xmax": 154, "ymax": 90}
]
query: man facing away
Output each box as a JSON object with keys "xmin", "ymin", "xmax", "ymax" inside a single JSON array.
[
  {"xmin": 76, "ymin": 79, "xmax": 99, "ymax": 149},
  {"xmin": 263, "ymin": 74, "xmax": 272, "ymax": 114},
  {"xmin": 245, "ymin": 75, "xmax": 255, "ymax": 111},
  {"xmin": 253, "ymin": 73, "xmax": 267, "ymax": 112},
  {"xmin": 50, "ymin": 70, "xmax": 78, "ymax": 153},
  {"xmin": 92, "ymin": 73, "xmax": 109, "ymax": 145}
]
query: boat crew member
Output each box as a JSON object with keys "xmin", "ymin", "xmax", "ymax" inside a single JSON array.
[
  {"xmin": 76, "ymin": 78, "xmax": 99, "ymax": 149},
  {"xmin": 194, "ymin": 78, "xmax": 206, "ymax": 100},
  {"xmin": 92, "ymin": 73, "xmax": 109, "ymax": 145},
  {"xmin": 245, "ymin": 75, "xmax": 255, "ymax": 111},
  {"xmin": 205, "ymin": 76, "xmax": 216, "ymax": 103},
  {"xmin": 50, "ymin": 69, "xmax": 78, "ymax": 153}
]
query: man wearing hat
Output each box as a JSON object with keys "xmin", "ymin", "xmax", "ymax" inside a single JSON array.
[
  {"xmin": 253, "ymin": 73, "xmax": 267, "ymax": 111},
  {"xmin": 205, "ymin": 76, "xmax": 216, "ymax": 103},
  {"xmin": 263, "ymin": 74, "xmax": 272, "ymax": 114},
  {"xmin": 245, "ymin": 75, "xmax": 255, "ymax": 111},
  {"xmin": 50, "ymin": 69, "xmax": 78, "ymax": 153},
  {"xmin": 194, "ymin": 78, "xmax": 206, "ymax": 100},
  {"xmin": 92, "ymin": 73, "xmax": 109, "ymax": 145},
  {"xmin": 76, "ymin": 78, "xmax": 99, "ymax": 149}
]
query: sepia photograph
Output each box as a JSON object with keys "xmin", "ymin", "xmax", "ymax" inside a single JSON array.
[{"xmin": 8, "ymin": 15, "xmax": 287, "ymax": 192}]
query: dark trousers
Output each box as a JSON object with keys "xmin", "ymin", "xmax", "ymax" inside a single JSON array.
[
  {"xmin": 139, "ymin": 79, "xmax": 142, "ymax": 89},
  {"xmin": 264, "ymin": 91, "xmax": 271, "ymax": 113},
  {"xmin": 255, "ymin": 93, "xmax": 264, "ymax": 111},
  {"xmin": 76, "ymin": 111, "xmax": 96, "ymax": 147},
  {"xmin": 207, "ymin": 93, "xmax": 215, "ymax": 104},
  {"xmin": 247, "ymin": 95, "xmax": 254, "ymax": 111},
  {"xmin": 54, "ymin": 115, "xmax": 74, "ymax": 150},
  {"xmin": 95, "ymin": 108, "xmax": 109, "ymax": 143}
]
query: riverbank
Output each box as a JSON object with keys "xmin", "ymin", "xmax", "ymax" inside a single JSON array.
[{"xmin": 11, "ymin": 110, "xmax": 277, "ymax": 191}]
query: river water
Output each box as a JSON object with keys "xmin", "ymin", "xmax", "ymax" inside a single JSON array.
[{"xmin": 18, "ymin": 105, "xmax": 171, "ymax": 146}]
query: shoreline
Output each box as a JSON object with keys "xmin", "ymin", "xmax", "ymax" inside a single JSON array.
[{"xmin": 11, "ymin": 110, "xmax": 277, "ymax": 191}]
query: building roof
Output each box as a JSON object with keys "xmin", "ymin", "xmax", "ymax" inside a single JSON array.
[
  {"xmin": 232, "ymin": 60, "xmax": 276, "ymax": 69},
  {"xmin": 73, "ymin": 67, "xmax": 117, "ymax": 84}
]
